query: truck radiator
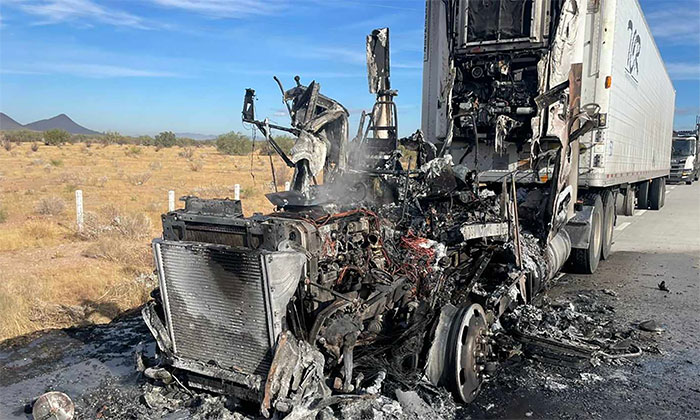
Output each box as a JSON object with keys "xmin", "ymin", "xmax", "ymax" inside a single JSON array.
[
  {"xmin": 153, "ymin": 239, "xmax": 274, "ymax": 377},
  {"xmin": 180, "ymin": 222, "xmax": 248, "ymax": 247}
]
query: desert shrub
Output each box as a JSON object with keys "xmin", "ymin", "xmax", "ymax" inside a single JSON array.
[
  {"xmin": 43, "ymin": 129, "xmax": 70, "ymax": 146},
  {"xmin": 35, "ymin": 196, "xmax": 66, "ymax": 215},
  {"xmin": 260, "ymin": 135, "xmax": 296, "ymax": 156},
  {"xmin": 80, "ymin": 145, "xmax": 89, "ymax": 154},
  {"xmin": 125, "ymin": 146, "xmax": 142, "ymax": 157},
  {"xmin": 0, "ymin": 205, "xmax": 7, "ymax": 223},
  {"xmin": 2, "ymin": 138, "xmax": 12, "ymax": 151},
  {"xmin": 31, "ymin": 142, "xmax": 39, "ymax": 152},
  {"xmin": 148, "ymin": 161, "xmax": 163, "ymax": 171},
  {"xmin": 89, "ymin": 175, "xmax": 108, "ymax": 187},
  {"xmin": 113, "ymin": 213, "xmax": 152, "ymax": 239},
  {"xmin": 126, "ymin": 172, "xmax": 152, "ymax": 186},
  {"xmin": 3, "ymin": 130, "xmax": 42, "ymax": 143},
  {"xmin": 78, "ymin": 207, "xmax": 153, "ymax": 241},
  {"xmin": 216, "ymin": 132, "xmax": 252, "ymax": 155},
  {"xmin": 241, "ymin": 185, "xmax": 256, "ymax": 198},
  {"xmin": 77, "ymin": 211, "xmax": 104, "ymax": 239},
  {"xmin": 58, "ymin": 172, "xmax": 86, "ymax": 188},
  {"xmin": 50, "ymin": 158, "xmax": 63, "ymax": 167},
  {"xmin": 145, "ymin": 201, "xmax": 161, "ymax": 212},
  {"xmin": 154, "ymin": 131, "xmax": 177, "ymax": 148},
  {"xmin": 136, "ymin": 135, "xmax": 154, "ymax": 146},
  {"xmin": 179, "ymin": 147, "xmax": 195, "ymax": 159},
  {"xmin": 188, "ymin": 160, "xmax": 204, "ymax": 172},
  {"xmin": 101, "ymin": 131, "xmax": 123, "ymax": 146},
  {"xmin": 99, "ymin": 204, "xmax": 122, "ymax": 223}
]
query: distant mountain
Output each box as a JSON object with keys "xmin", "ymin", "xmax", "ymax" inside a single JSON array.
[
  {"xmin": 0, "ymin": 113, "xmax": 25, "ymax": 131},
  {"xmin": 24, "ymin": 114, "xmax": 101, "ymax": 135},
  {"xmin": 175, "ymin": 132, "xmax": 217, "ymax": 141}
]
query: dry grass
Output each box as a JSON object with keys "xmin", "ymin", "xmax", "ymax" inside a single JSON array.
[
  {"xmin": 0, "ymin": 265, "xmax": 155, "ymax": 337},
  {"xmin": 83, "ymin": 235, "xmax": 152, "ymax": 269},
  {"xmin": 0, "ymin": 220, "xmax": 67, "ymax": 252},
  {"xmin": 0, "ymin": 143, "xmax": 284, "ymax": 341},
  {"xmin": 273, "ymin": 164, "xmax": 291, "ymax": 186}
]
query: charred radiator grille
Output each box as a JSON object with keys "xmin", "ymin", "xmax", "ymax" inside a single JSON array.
[
  {"xmin": 182, "ymin": 223, "xmax": 248, "ymax": 247},
  {"xmin": 154, "ymin": 240, "xmax": 273, "ymax": 377}
]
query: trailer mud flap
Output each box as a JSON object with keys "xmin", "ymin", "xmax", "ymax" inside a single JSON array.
[{"xmin": 563, "ymin": 204, "xmax": 594, "ymax": 249}]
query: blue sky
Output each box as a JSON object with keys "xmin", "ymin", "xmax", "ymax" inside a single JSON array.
[{"xmin": 0, "ymin": 0, "xmax": 698, "ymax": 137}]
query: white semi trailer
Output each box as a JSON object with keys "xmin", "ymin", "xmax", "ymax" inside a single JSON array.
[{"xmin": 422, "ymin": 0, "xmax": 675, "ymax": 274}]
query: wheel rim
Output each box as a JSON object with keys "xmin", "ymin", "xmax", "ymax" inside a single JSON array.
[{"xmin": 449, "ymin": 304, "xmax": 489, "ymax": 403}]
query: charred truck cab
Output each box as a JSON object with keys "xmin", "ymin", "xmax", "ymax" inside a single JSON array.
[{"xmin": 143, "ymin": 0, "xmax": 674, "ymax": 416}]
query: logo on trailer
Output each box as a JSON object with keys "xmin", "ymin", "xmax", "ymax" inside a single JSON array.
[{"xmin": 626, "ymin": 19, "xmax": 641, "ymax": 82}]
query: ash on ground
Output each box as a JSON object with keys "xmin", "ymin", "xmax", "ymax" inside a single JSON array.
[{"xmin": 1, "ymin": 286, "xmax": 665, "ymax": 420}]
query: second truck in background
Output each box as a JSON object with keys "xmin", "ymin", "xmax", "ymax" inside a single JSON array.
[{"xmin": 670, "ymin": 116, "xmax": 700, "ymax": 185}]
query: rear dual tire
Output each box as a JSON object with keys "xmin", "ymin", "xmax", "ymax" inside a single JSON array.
[
  {"xmin": 637, "ymin": 181, "xmax": 649, "ymax": 209},
  {"xmin": 649, "ymin": 177, "xmax": 665, "ymax": 210},
  {"xmin": 601, "ymin": 191, "xmax": 615, "ymax": 260}
]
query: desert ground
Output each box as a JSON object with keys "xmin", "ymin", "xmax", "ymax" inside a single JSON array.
[{"xmin": 0, "ymin": 142, "xmax": 289, "ymax": 341}]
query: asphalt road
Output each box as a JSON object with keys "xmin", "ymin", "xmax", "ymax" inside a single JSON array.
[{"xmin": 464, "ymin": 181, "xmax": 700, "ymax": 419}]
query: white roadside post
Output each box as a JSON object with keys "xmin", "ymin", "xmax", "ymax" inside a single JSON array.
[
  {"xmin": 75, "ymin": 190, "xmax": 84, "ymax": 232},
  {"xmin": 234, "ymin": 184, "xmax": 240, "ymax": 200},
  {"xmin": 168, "ymin": 190, "xmax": 175, "ymax": 212},
  {"xmin": 284, "ymin": 181, "xmax": 291, "ymax": 191}
]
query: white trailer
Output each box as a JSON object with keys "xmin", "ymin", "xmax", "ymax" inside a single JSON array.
[
  {"xmin": 421, "ymin": 0, "xmax": 675, "ymax": 274},
  {"xmin": 578, "ymin": 0, "xmax": 675, "ymax": 213}
]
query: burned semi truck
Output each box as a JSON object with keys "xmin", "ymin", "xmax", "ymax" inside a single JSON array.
[
  {"xmin": 423, "ymin": 0, "xmax": 675, "ymax": 270},
  {"xmin": 142, "ymin": 0, "xmax": 674, "ymax": 416}
]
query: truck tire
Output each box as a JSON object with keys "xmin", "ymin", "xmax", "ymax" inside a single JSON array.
[
  {"xmin": 569, "ymin": 194, "xmax": 603, "ymax": 274},
  {"xmin": 601, "ymin": 191, "xmax": 615, "ymax": 260},
  {"xmin": 636, "ymin": 181, "xmax": 649, "ymax": 209},
  {"xmin": 616, "ymin": 186, "xmax": 634, "ymax": 216},
  {"xmin": 649, "ymin": 177, "xmax": 665, "ymax": 210},
  {"xmin": 625, "ymin": 187, "xmax": 635, "ymax": 215}
]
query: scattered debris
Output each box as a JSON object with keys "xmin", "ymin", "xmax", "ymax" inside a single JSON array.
[
  {"xmin": 638, "ymin": 320, "xmax": 665, "ymax": 333},
  {"xmin": 395, "ymin": 390, "xmax": 438, "ymax": 419},
  {"xmin": 544, "ymin": 378, "xmax": 569, "ymax": 392},
  {"xmin": 32, "ymin": 392, "xmax": 74, "ymax": 420},
  {"xmin": 579, "ymin": 372, "xmax": 604, "ymax": 383},
  {"xmin": 601, "ymin": 289, "xmax": 618, "ymax": 297}
]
